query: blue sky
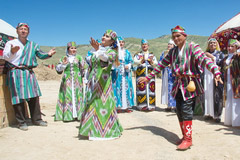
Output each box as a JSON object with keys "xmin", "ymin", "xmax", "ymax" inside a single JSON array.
[{"xmin": 1, "ymin": 0, "xmax": 240, "ymax": 46}]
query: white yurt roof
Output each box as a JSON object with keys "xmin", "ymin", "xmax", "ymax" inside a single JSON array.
[
  {"xmin": 215, "ymin": 13, "xmax": 240, "ymax": 33},
  {"xmin": 0, "ymin": 19, "xmax": 18, "ymax": 37}
]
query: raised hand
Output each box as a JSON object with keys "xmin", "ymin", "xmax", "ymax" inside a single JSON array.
[
  {"xmin": 141, "ymin": 57, "xmax": 145, "ymax": 64},
  {"xmin": 62, "ymin": 56, "xmax": 68, "ymax": 64},
  {"xmin": 11, "ymin": 44, "xmax": 20, "ymax": 54},
  {"xmin": 90, "ymin": 37, "xmax": 99, "ymax": 51},
  {"xmin": 138, "ymin": 77, "xmax": 149, "ymax": 84},
  {"xmin": 148, "ymin": 59, "xmax": 153, "ymax": 65},
  {"xmin": 48, "ymin": 48, "xmax": 56, "ymax": 56}
]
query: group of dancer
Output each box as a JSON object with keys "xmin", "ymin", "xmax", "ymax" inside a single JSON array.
[{"xmin": 2, "ymin": 23, "xmax": 240, "ymax": 151}]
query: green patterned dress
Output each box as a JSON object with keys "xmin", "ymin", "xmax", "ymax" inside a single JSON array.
[
  {"xmin": 54, "ymin": 54, "xmax": 85, "ymax": 121},
  {"xmin": 79, "ymin": 46, "xmax": 123, "ymax": 140}
]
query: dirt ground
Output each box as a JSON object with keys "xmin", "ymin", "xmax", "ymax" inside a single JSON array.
[{"xmin": 0, "ymin": 78, "xmax": 240, "ymax": 160}]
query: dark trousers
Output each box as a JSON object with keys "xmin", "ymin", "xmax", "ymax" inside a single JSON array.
[
  {"xmin": 13, "ymin": 97, "xmax": 42, "ymax": 125},
  {"xmin": 214, "ymin": 83, "xmax": 224, "ymax": 118},
  {"xmin": 175, "ymin": 90, "xmax": 195, "ymax": 122}
]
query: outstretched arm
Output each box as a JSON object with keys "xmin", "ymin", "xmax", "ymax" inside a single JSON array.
[
  {"xmin": 193, "ymin": 43, "xmax": 222, "ymax": 85},
  {"xmin": 36, "ymin": 44, "xmax": 56, "ymax": 59},
  {"xmin": 147, "ymin": 51, "xmax": 171, "ymax": 80}
]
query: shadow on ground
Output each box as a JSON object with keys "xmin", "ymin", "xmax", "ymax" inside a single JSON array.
[{"xmin": 125, "ymin": 125, "xmax": 179, "ymax": 145}]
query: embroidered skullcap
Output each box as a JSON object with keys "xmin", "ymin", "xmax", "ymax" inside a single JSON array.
[
  {"xmin": 141, "ymin": 39, "xmax": 148, "ymax": 44},
  {"xmin": 171, "ymin": 25, "xmax": 187, "ymax": 36},
  {"xmin": 16, "ymin": 23, "xmax": 29, "ymax": 29},
  {"xmin": 118, "ymin": 36, "xmax": 124, "ymax": 41},
  {"xmin": 168, "ymin": 39, "xmax": 175, "ymax": 46},
  {"xmin": 208, "ymin": 38, "xmax": 217, "ymax": 42},
  {"xmin": 228, "ymin": 39, "xmax": 240, "ymax": 47},
  {"xmin": 67, "ymin": 42, "xmax": 77, "ymax": 48},
  {"xmin": 105, "ymin": 29, "xmax": 117, "ymax": 41}
]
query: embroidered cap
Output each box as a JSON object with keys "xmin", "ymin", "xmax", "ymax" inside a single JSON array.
[
  {"xmin": 118, "ymin": 36, "xmax": 124, "ymax": 41},
  {"xmin": 105, "ymin": 29, "xmax": 117, "ymax": 41},
  {"xmin": 171, "ymin": 25, "xmax": 187, "ymax": 36},
  {"xmin": 16, "ymin": 23, "xmax": 29, "ymax": 30},
  {"xmin": 141, "ymin": 39, "xmax": 148, "ymax": 44},
  {"xmin": 228, "ymin": 39, "xmax": 240, "ymax": 47},
  {"xmin": 67, "ymin": 41, "xmax": 77, "ymax": 48}
]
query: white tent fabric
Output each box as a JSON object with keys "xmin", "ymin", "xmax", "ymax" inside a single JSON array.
[
  {"xmin": 0, "ymin": 19, "xmax": 18, "ymax": 37},
  {"xmin": 215, "ymin": 13, "xmax": 240, "ymax": 33}
]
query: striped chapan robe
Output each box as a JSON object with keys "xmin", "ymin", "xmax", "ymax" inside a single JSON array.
[
  {"xmin": 54, "ymin": 54, "xmax": 85, "ymax": 121},
  {"xmin": 133, "ymin": 51, "xmax": 158, "ymax": 111},
  {"xmin": 79, "ymin": 46, "xmax": 123, "ymax": 140},
  {"xmin": 3, "ymin": 39, "xmax": 51, "ymax": 105},
  {"xmin": 147, "ymin": 41, "xmax": 221, "ymax": 101}
]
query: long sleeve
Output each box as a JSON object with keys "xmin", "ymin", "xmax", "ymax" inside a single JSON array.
[
  {"xmin": 133, "ymin": 53, "xmax": 143, "ymax": 66},
  {"xmin": 56, "ymin": 64, "xmax": 67, "ymax": 74},
  {"xmin": 147, "ymin": 52, "xmax": 171, "ymax": 80},
  {"xmin": 95, "ymin": 47, "xmax": 109, "ymax": 62},
  {"xmin": 90, "ymin": 46, "xmax": 117, "ymax": 66},
  {"xmin": 56, "ymin": 56, "xmax": 67, "ymax": 74},
  {"xmin": 193, "ymin": 44, "xmax": 221, "ymax": 76},
  {"xmin": 35, "ymin": 44, "xmax": 51, "ymax": 59},
  {"xmin": 3, "ymin": 41, "xmax": 12, "ymax": 60},
  {"xmin": 79, "ymin": 56, "xmax": 85, "ymax": 77},
  {"xmin": 159, "ymin": 51, "xmax": 165, "ymax": 62},
  {"xmin": 125, "ymin": 50, "xmax": 133, "ymax": 72},
  {"xmin": 3, "ymin": 40, "xmax": 24, "ymax": 66}
]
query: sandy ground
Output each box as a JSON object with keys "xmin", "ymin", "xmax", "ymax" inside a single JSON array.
[{"xmin": 0, "ymin": 78, "xmax": 240, "ymax": 160}]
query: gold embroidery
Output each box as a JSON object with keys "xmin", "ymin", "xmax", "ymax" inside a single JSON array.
[{"xmin": 138, "ymin": 95, "xmax": 146, "ymax": 103}]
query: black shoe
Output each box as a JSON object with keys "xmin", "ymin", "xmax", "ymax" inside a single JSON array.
[
  {"xmin": 165, "ymin": 108, "xmax": 171, "ymax": 112},
  {"xmin": 215, "ymin": 118, "xmax": 221, "ymax": 123},
  {"xmin": 32, "ymin": 120, "xmax": 48, "ymax": 126},
  {"xmin": 204, "ymin": 115, "xmax": 213, "ymax": 120},
  {"xmin": 171, "ymin": 107, "xmax": 176, "ymax": 113}
]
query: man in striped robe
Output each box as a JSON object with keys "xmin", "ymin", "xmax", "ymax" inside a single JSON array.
[
  {"xmin": 138, "ymin": 25, "xmax": 223, "ymax": 150},
  {"xmin": 3, "ymin": 23, "xmax": 56, "ymax": 131}
]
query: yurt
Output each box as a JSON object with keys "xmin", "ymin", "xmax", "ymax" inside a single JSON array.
[{"xmin": 0, "ymin": 19, "xmax": 18, "ymax": 128}]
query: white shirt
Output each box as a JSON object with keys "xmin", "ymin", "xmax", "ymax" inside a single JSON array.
[
  {"xmin": 226, "ymin": 53, "xmax": 234, "ymax": 65},
  {"xmin": 3, "ymin": 39, "xmax": 25, "ymax": 66},
  {"xmin": 143, "ymin": 51, "xmax": 149, "ymax": 61},
  {"xmin": 178, "ymin": 43, "xmax": 186, "ymax": 61},
  {"xmin": 118, "ymin": 48, "xmax": 125, "ymax": 61},
  {"xmin": 68, "ymin": 55, "xmax": 75, "ymax": 63},
  {"xmin": 95, "ymin": 46, "xmax": 109, "ymax": 62}
]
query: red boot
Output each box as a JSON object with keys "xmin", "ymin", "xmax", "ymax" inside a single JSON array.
[
  {"xmin": 176, "ymin": 121, "xmax": 184, "ymax": 145},
  {"xmin": 177, "ymin": 120, "xmax": 192, "ymax": 150}
]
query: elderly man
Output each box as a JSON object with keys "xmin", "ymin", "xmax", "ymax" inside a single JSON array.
[
  {"xmin": 133, "ymin": 39, "xmax": 158, "ymax": 111},
  {"xmin": 139, "ymin": 25, "xmax": 222, "ymax": 150},
  {"xmin": 3, "ymin": 23, "xmax": 56, "ymax": 131}
]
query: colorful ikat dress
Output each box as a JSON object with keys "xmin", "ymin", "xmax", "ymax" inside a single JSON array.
[
  {"xmin": 79, "ymin": 46, "xmax": 123, "ymax": 140},
  {"xmin": 112, "ymin": 48, "xmax": 135, "ymax": 111},
  {"xmin": 54, "ymin": 54, "xmax": 85, "ymax": 121}
]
